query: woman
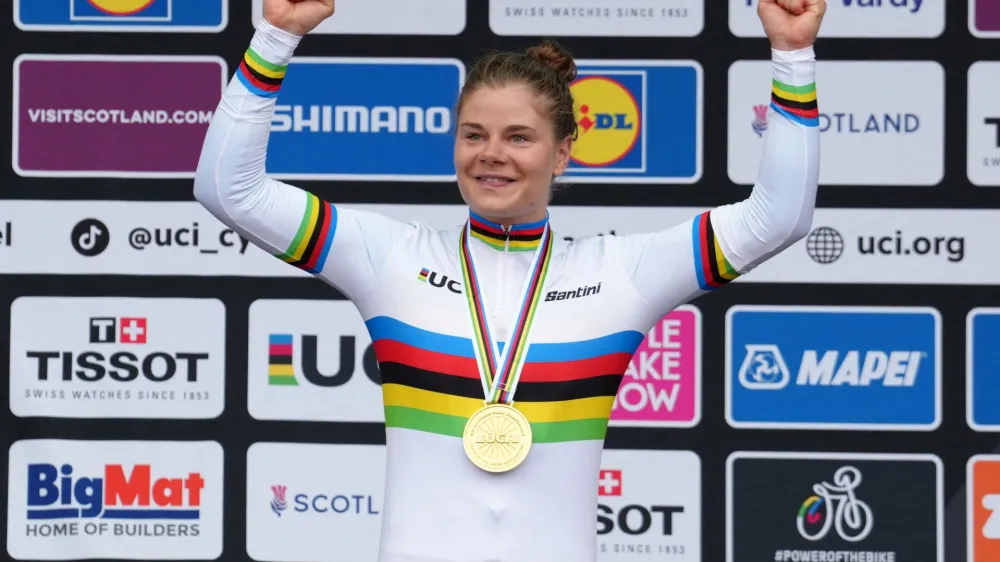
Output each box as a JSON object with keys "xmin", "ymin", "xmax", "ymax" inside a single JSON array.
[{"xmin": 194, "ymin": 0, "xmax": 825, "ymax": 560}]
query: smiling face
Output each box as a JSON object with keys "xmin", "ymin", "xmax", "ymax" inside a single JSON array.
[{"xmin": 454, "ymin": 83, "xmax": 573, "ymax": 226}]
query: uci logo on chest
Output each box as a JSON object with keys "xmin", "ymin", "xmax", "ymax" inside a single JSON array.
[{"xmin": 417, "ymin": 267, "xmax": 462, "ymax": 295}]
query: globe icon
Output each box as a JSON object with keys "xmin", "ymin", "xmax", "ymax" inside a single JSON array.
[{"xmin": 805, "ymin": 227, "xmax": 844, "ymax": 264}]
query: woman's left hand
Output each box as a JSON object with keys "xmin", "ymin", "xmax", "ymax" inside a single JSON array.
[{"xmin": 758, "ymin": 0, "xmax": 827, "ymax": 51}]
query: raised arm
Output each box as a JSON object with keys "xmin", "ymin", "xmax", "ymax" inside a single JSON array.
[
  {"xmin": 193, "ymin": 5, "xmax": 411, "ymax": 301},
  {"xmin": 612, "ymin": 45, "xmax": 820, "ymax": 315}
]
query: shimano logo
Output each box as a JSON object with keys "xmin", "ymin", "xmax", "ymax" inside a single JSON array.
[
  {"xmin": 272, "ymin": 105, "xmax": 452, "ymax": 134},
  {"xmin": 544, "ymin": 282, "xmax": 601, "ymax": 302},
  {"xmin": 740, "ymin": 345, "xmax": 923, "ymax": 390}
]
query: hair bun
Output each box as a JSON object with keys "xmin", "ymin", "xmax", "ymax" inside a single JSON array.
[{"xmin": 526, "ymin": 39, "xmax": 577, "ymax": 83}]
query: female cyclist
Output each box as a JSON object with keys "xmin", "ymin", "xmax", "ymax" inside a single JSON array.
[{"xmin": 194, "ymin": 1, "xmax": 825, "ymax": 560}]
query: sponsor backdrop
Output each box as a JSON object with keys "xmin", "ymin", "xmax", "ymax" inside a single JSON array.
[{"xmin": 3, "ymin": 2, "xmax": 1000, "ymax": 562}]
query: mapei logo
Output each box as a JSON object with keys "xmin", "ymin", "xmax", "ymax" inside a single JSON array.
[
  {"xmin": 73, "ymin": 0, "xmax": 170, "ymax": 19},
  {"xmin": 727, "ymin": 306, "xmax": 940, "ymax": 430},
  {"xmin": 417, "ymin": 267, "xmax": 461, "ymax": 294},
  {"xmin": 570, "ymin": 76, "xmax": 640, "ymax": 168},
  {"xmin": 26, "ymin": 463, "xmax": 204, "ymax": 520},
  {"xmin": 738, "ymin": 344, "xmax": 923, "ymax": 390},
  {"xmin": 738, "ymin": 344, "xmax": 791, "ymax": 390}
]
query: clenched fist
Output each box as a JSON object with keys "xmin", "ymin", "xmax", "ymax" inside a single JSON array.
[
  {"xmin": 263, "ymin": 0, "xmax": 335, "ymax": 36},
  {"xmin": 759, "ymin": 0, "xmax": 827, "ymax": 51}
]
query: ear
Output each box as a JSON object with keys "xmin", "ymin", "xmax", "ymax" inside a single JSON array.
[{"xmin": 552, "ymin": 135, "xmax": 573, "ymax": 177}]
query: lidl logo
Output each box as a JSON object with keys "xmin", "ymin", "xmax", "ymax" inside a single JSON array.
[
  {"xmin": 571, "ymin": 77, "xmax": 640, "ymax": 167},
  {"xmin": 561, "ymin": 60, "xmax": 702, "ymax": 184},
  {"xmin": 15, "ymin": 0, "xmax": 226, "ymax": 32},
  {"xmin": 81, "ymin": 0, "xmax": 164, "ymax": 16}
]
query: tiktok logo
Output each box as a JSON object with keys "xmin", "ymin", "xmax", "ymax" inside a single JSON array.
[
  {"xmin": 796, "ymin": 466, "xmax": 874, "ymax": 543},
  {"xmin": 71, "ymin": 218, "xmax": 110, "ymax": 257}
]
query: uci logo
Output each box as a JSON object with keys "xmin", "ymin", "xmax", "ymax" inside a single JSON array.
[
  {"xmin": 569, "ymin": 76, "xmax": 641, "ymax": 167},
  {"xmin": 86, "ymin": 0, "xmax": 156, "ymax": 15}
]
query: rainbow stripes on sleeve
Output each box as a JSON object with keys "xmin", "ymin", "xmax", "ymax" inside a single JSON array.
[
  {"xmin": 691, "ymin": 211, "xmax": 739, "ymax": 291},
  {"xmin": 769, "ymin": 78, "xmax": 818, "ymax": 128},
  {"xmin": 277, "ymin": 192, "xmax": 336, "ymax": 274},
  {"xmin": 237, "ymin": 46, "xmax": 286, "ymax": 99}
]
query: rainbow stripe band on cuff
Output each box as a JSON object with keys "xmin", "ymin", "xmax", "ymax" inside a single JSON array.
[
  {"xmin": 770, "ymin": 78, "xmax": 818, "ymax": 127},
  {"xmin": 692, "ymin": 210, "xmax": 739, "ymax": 291},
  {"xmin": 237, "ymin": 46, "xmax": 286, "ymax": 99}
]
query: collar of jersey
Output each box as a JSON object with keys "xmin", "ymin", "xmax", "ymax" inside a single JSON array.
[{"xmin": 468, "ymin": 209, "xmax": 548, "ymax": 252}]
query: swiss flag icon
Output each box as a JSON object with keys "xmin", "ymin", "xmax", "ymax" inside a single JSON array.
[
  {"xmin": 118, "ymin": 317, "xmax": 147, "ymax": 344},
  {"xmin": 598, "ymin": 469, "xmax": 622, "ymax": 496}
]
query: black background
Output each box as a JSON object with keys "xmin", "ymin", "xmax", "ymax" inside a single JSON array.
[
  {"xmin": 4, "ymin": 1, "xmax": 1000, "ymax": 562},
  {"xmin": 730, "ymin": 456, "xmax": 939, "ymax": 560}
]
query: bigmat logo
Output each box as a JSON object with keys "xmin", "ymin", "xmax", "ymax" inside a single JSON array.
[
  {"xmin": 7, "ymin": 439, "xmax": 223, "ymax": 560},
  {"xmin": 248, "ymin": 299, "xmax": 383, "ymax": 422},
  {"xmin": 727, "ymin": 451, "xmax": 943, "ymax": 562},
  {"xmin": 560, "ymin": 60, "xmax": 702, "ymax": 184},
  {"xmin": 609, "ymin": 305, "xmax": 701, "ymax": 428},
  {"xmin": 15, "ymin": 0, "xmax": 227, "ymax": 33},
  {"xmin": 246, "ymin": 443, "xmax": 384, "ymax": 562},
  {"xmin": 597, "ymin": 449, "xmax": 700, "ymax": 560},
  {"xmin": 726, "ymin": 305, "xmax": 940, "ymax": 431},
  {"xmin": 9, "ymin": 297, "xmax": 226, "ymax": 419}
]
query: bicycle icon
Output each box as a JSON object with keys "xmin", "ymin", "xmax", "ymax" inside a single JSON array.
[{"xmin": 796, "ymin": 466, "xmax": 874, "ymax": 542}]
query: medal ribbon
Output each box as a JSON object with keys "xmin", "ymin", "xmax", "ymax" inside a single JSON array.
[{"xmin": 458, "ymin": 220, "xmax": 553, "ymax": 405}]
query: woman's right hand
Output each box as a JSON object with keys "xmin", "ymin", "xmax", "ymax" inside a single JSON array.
[{"xmin": 263, "ymin": 0, "xmax": 335, "ymax": 36}]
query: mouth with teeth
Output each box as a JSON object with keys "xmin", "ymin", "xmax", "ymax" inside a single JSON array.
[{"xmin": 475, "ymin": 175, "xmax": 516, "ymax": 188}]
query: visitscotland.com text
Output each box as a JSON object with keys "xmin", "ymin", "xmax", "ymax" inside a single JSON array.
[{"xmin": 26, "ymin": 108, "xmax": 214, "ymax": 126}]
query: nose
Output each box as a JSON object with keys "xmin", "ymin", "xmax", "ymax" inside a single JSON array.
[{"xmin": 479, "ymin": 137, "xmax": 508, "ymax": 164}]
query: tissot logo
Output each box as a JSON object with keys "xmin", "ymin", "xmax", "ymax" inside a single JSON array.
[
  {"xmin": 544, "ymin": 282, "xmax": 601, "ymax": 302},
  {"xmin": 417, "ymin": 267, "xmax": 461, "ymax": 294},
  {"xmin": 29, "ymin": 315, "xmax": 207, "ymax": 383},
  {"xmin": 9, "ymin": 297, "xmax": 225, "ymax": 419},
  {"xmin": 986, "ymin": 118, "xmax": 1000, "ymax": 148}
]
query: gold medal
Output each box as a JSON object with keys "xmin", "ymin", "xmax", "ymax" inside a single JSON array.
[
  {"xmin": 462, "ymin": 403, "xmax": 533, "ymax": 473},
  {"xmin": 458, "ymin": 217, "xmax": 552, "ymax": 473}
]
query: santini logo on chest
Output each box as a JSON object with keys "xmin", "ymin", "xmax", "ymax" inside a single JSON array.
[{"xmin": 545, "ymin": 283, "xmax": 602, "ymax": 302}]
